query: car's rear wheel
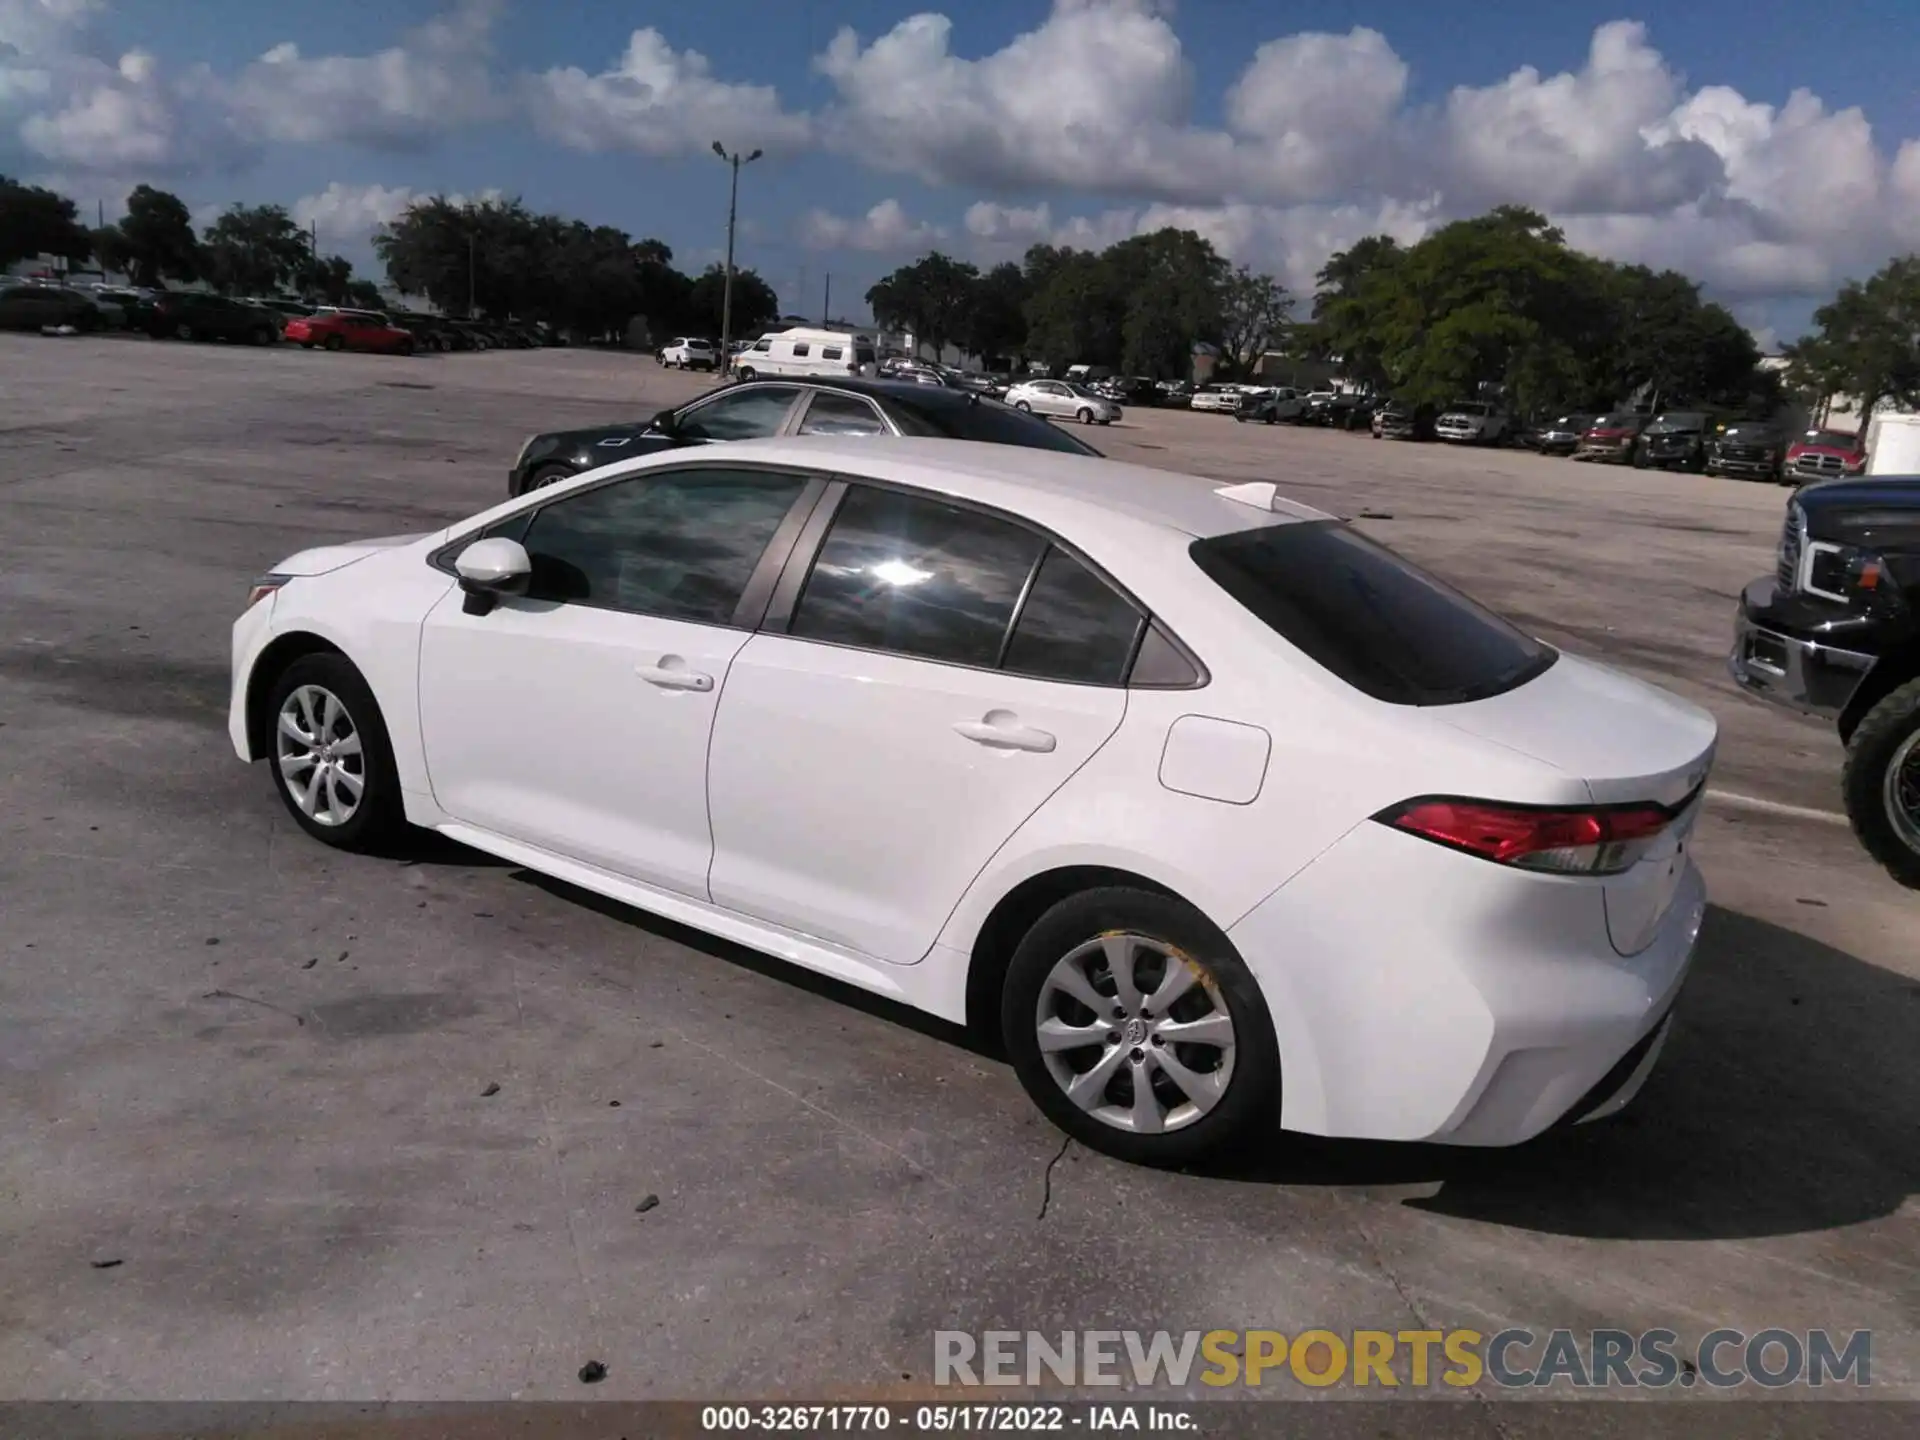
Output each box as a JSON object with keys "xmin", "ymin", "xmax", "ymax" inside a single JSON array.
[
  {"xmin": 175, "ymin": 322, "xmax": 196, "ymax": 342},
  {"xmin": 324, "ymin": 334, "xmax": 344, "ymax": 352},
  {"xmin": 266, "ymin": 654, "xmax": 404, "ymax": 852},
  {"xmin": 1002, "ymin": 887, "xmax": 1280, "ymax": 1166},
  {"xmin": 1842, "ymin": 679, "xmax": 1920, "ymax": 889},
  {"xmin": 520, "ymin": 463, "xmax": 574, "ymax": 496}
]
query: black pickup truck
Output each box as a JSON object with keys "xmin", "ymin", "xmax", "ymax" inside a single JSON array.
[{"xmin": 1729, "ymin": 476, "xmax": 1920, "ymax": 886}]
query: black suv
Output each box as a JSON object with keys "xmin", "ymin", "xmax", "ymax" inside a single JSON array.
[
  {"xmin": 1729, "ymin": 476, "xmax": 1920, "ymax": 885},
  {"xmin": 146, "ymin": 292, "xmax": 281, "ymax": 344}
]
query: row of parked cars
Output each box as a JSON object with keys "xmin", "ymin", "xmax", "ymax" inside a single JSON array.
[
  {"xmin": 1536, "ymin": 411, "xmax": 1865, "ymax": 484},
  {"xmin": 0, "ymin": 277, "xmax": 559, "ymax": 356}
]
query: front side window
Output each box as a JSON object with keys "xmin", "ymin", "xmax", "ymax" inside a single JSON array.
[
  {"xmin": 751, "ymin": 339, "xmax": 771, "ymax": 352},
  {"xmin": 1002, "ymin": 547, "xmax": 1144, "ymax": 685},
  {"xmin": 518, "ymin": 468, "xmax": 808, "ymax": 623},
  {"xmin": 676, "ymin": 385, "xmax": 801, "ymax": 441},
  {"xmin": 796, "ymin": 392, "xmax": 887, "ymax": 437},
  {"xmin": 1190, "ymin": 521, "xmax": 1555, "ymax": 706},
  {"xmin": 789, "ymin": 486, "xmax": 1044, "ymax": 667}
]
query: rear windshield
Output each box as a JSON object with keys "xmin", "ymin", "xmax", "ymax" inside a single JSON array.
[
  {"xmin": 892, "ymin": 395, "xmax": 1103, "ymax": 455},
  {"xmin": 1189, "ymin": 521, "xmax": 1557, "ymax": 705}
]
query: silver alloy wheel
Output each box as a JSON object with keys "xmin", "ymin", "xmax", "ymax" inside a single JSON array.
[
  {"xmin": 1885, "ymin": 729, "xmax": 1920, "ymax": 854},
  {"xmin": 276, "ymin": 684, "xmax": 366, "ymax": 827},
  {"xmin": 1034, "ymin": 932, "xmax": 1236, "ymax": 1135}
]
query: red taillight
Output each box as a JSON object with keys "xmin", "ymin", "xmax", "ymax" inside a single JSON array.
[{"xmin": 1376, "ymin": 798, "xmax": 1676, "ymax": 876}]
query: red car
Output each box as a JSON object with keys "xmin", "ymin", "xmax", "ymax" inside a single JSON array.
[
  {"xmin": 284, "ymin": 310, "xmax": 416, "ymax": 355},
  {"xmin": 1783, "ymin": 427, "xmax": 1867, "ymax": 484}
]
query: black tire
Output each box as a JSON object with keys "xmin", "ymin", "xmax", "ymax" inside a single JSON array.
[
  {"xmin": 1001, "ymin": 887, "xmax": 1281, "ymax": 1167},
  {"xmin": 250, "ymin": 327, "xmax": 272, "ymax": 346},
  {"xmin": 323, "ymin": 334, "xmax": 345, "ymax": 352},
  {"xmin": 735, "ymin": 366, "xmax": 756, "ymax": 381},
  {"xmin": 1841, "ymin": 678, "xmax": 1920, "ymax": 889},
  {"xmin": 1014, "ymin": 399, "xmax": 1032, "ymax": 412},
  {"xmin": 175, "ymin": 322, "xmax": 196, "ymax": 342},
  {"xmin": 398, "ymin": 338, "xmax": 415, "ymax": 356},
  {"xmin": 1076, "ymin": 406, "xmax": 1094, "ymax": 424},
  {"xmin": 264, "ymin": 653, "xmax": 405, "ymax": 853},
  {"xmin": 520, "ymin": 463, "xmax": 574, "ymax": 496}
]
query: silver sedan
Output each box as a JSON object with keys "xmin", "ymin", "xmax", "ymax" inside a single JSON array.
[{"xmin": 1004, "ymin": 379, "xmax": 1121, "ymax": 425}]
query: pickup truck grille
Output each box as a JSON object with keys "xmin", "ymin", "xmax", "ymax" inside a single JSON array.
[
  {"xmin": 1776, "ymin": 504, "xmax": 1804, "ymax": 592},
  {"xmin": 1789, "ymin": 453, "xmax": 1845, "ymax": 479}
]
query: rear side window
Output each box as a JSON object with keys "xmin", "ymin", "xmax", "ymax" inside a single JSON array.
[
  {"xmin": 1002, "ymin": 547, "xmax": 1144, "ymax": 685},
  {"xmin": 791, "ymin": 342, "xmax": 810, "ymax": 357},
  {"xmin": 822, "ymin": 346, "xmax": 843, "ymax": 360},
  {"xmin": 1189, "ymin": 521, "xmax": 1555, "ymax": 705},
  {"xmin": 892, "ymin": 395, "xmax": 1101, "ymax": 455}
]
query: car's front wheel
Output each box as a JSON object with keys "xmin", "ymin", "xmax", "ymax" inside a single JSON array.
[
  {"xmin": 1002, "ymin": 887, "xmax": 1280, "ymax": 1166},
  {"xmin": 1842, "ymin": 678, "xmax": 1920, "ymax": 889},
  {"xmin": 1013, "ymin": 399, "xmax": 1032, "ymax": 412},
  {"xmin": 735, "ymin": 366, "xmax": 755, "ymax": 381},
  {"xmin": 265, "ymin": 654, "xmax": 404, "ymax": 852}
]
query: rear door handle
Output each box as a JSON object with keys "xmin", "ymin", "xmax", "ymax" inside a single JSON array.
[
  {"xmin": 952, "ymin": 716, "xmax": 1057, "ymax": 753},
  {"xmin": 636, "ymin": 657, "xmax": 714, "ymax": 692}
]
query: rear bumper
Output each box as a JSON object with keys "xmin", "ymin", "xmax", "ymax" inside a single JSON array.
[
  {"xmin": 1228, "ymin": 822, "xmax": 1705, "ymax": 1146},
  {"xmin": 1727, "ymin": 579, "xmax": 1875, "ymax": 722}
]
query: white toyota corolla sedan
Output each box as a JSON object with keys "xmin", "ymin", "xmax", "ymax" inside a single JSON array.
[{"xmin": 230, "ymin": 438, "xmax": 1715, "ymax": 1166}]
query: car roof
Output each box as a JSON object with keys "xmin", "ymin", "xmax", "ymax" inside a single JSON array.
[{"xmin": 619, "ymin": 435, "xmax": 1331, "ymax": 540}]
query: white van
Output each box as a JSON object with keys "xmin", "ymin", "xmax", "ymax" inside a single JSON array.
[{"xmin": 734, "ymin": 327, "xmax": 878, "ymax": 381}]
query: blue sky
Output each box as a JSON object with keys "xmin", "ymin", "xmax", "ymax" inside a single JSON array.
[{"xmin": 8, "ymin": 0, "xmax": 1920, "ymax": 342}]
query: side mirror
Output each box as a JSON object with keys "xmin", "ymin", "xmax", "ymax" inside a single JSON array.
[
  {"xmin": 455, "ymin": 537, "xmax": 531, "ymax": 616},
  {"xmin": 650, "ymin": 408, "xmax": 680, "ymax": 436}
]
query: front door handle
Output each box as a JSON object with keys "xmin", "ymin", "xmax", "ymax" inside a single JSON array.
[
  {"xmin": 953, "ymin": 714, "xmax": 1056, "ymax": 753},
  {"xmin": 636, "ymin": 657, "xmax": 714, "ymax": 692}
]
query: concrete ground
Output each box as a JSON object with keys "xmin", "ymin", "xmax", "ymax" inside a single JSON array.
[{"xmin": 0, "ymin": 336, "xmax": 1915, "ymax": 1420}]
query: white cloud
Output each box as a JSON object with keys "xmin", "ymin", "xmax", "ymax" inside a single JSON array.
[
  {"xmin": 526, "ymin": 27, "xmax": 810, "ymax": 157},
  {"xmin": 291, "ymin": 180, "xmax": 506, "ymax": 242},
  {"xmin": 798, "ymin": 198, "xmax": 946, "ymax": 252},
  {"xmin": 813, "ymin": 0, "xmax": 1239, "ymax": 203},
  {"xmin": 225, "ymin": 0, "xmax": 504, "ymax": 147}
]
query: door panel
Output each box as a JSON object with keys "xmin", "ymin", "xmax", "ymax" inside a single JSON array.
[
  {"xmin": 706, "ymin": 637, "xmax": 1127, "ymax": 963},
  {"xmin": 420, "ymin": 600, "xmax": 748, "ymax": 895}
]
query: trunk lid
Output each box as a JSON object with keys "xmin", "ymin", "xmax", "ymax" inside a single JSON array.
[{"xmin": 1437, "ymin": 653, "xmax": 1717, "ymax": 955}]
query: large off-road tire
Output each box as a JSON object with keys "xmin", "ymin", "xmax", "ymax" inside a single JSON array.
[{"xmin": 1841, "ymin": 678, "xmax": 1920, "ymax": 889}]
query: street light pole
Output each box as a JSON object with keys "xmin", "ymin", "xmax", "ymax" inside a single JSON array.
[{"xmin": 711, "ymin": 141, "xmax": 762, "ymax": 376}]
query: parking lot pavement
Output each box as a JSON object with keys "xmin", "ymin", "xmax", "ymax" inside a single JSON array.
[{"xmin": 1, "ymin": 338, "xmax": 1915, "ymax": 1407}]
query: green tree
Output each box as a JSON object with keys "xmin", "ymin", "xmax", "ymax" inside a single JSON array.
[
  {"xmin": 0, "ymin": 176, "xmax": 93, "ymax": 269},
  {"xmin": 101, "ymin": 185, "xmax": 201, "ymax": 287},
  {"xmin": 345, "ymin": 278, "xmax": 384, "ymax": 310},
  {"xmin": 689, "ymin": 264, "xmax": 779, "ymax": 342},
  {"xmin": 866, "ymin": 252, "xmax": 982, "ymax": 359},
  {"xmin": 1786, "ymin": 256, "xmax": 1920, "ymax": 435},
  {"xmin": 1218, "ymin": 265, "xmax": 1293, "ymax": 372},
  {"xmin": 1106, "ymin": 229, "xmax": 1229, "ymax": 378},
  {"xmin": 201, "ymin": 203, "xmax": 309, "ymax": 296},
  {"xmin": 961, "ymin": 262, "xmax": 1029, "ymax": 364},
  {"xmin": 307, "ymin": 255, "xmax": 354, "ymax": 305},
  {"xmin": 1021, "ymin": 246, "xmax": 1126, "ymax": 371},
  {"xmin": 1598, "ymin": 265, "xmax": 1760, "ymax": 412},
  {"xmin": 1306, "ymin": 235, "xmax": 1403, "ymax": 382}
]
